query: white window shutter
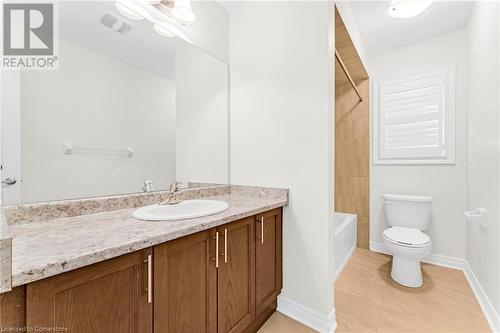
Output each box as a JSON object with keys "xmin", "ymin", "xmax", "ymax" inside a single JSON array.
[{"xmin": 373, "ymin": 66, "xmax": 455, "ymax": 164}]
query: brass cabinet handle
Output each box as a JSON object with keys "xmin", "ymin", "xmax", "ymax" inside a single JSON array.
[
  {"xmin": 224, "ymin": 228, "xmax": 228, "ymax": 264},
  {"xmin": 146, "ymin": 254, "xmax": 152, "ymax": 304},
  {"xmin": 215, "ymin": 231, "xmax": 219, "ymax": 268},
  {"xmin": 261, "ymin": 216, "xmax": 264, "ymax": 244}
]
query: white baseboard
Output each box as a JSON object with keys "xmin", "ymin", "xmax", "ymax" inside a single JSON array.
[
  {"xmin": 369, "ymin": 241, "xmax": 391, "ymax": 256},
  {"xmin": 463, "ymin": 262, "xmax": 500, "ymax": 332},
  {"xmin": 369, "ymin": 241, "xmax": 466, "ymax": 269},
  {"xmin": 369, "ymin": 241, "xmax": 500, "ymax": 332},
  {"xmin": 335, "ymin": 240, "xmax": 357, "ymax": 281},
  {"xmin": 277, "ymin": 295, "xmax": 336, "ymax": 333}
]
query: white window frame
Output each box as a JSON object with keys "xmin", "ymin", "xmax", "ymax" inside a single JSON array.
[{"xmin": 372, "ymin": 65, "xmax": 456, "ymax": 165}]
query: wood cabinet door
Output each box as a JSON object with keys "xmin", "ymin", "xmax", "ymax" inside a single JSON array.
[
  {"xmin": 255, "ymin": 208, "xmax": 282, "ymax": 315},
  {"xmin": 26, "ymin": 248, "xmax": 153, "ymax": 333},
  {"xmin": 217, "ymin": 217, "xmax": 255, "ymax": 333},
  {"xmin": 154, "ymin": 229, "xmax": 217, "ymax": 333},
  {"xmin": 0, "ymin": 286, "xmax": 26, "ymax": 331}
]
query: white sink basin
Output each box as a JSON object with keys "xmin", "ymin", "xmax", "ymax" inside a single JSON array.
[{"xmin": 133, "ymin": 199, "xmax": 229, "ymax": 221}]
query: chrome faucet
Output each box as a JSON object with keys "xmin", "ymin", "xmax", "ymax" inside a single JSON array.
[{"xmin": 160, "ymin": 181, "xmax": 182, "ymax": 205}]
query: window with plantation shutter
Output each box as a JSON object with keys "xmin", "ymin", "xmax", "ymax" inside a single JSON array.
[{"xmin": 373, "ymin": 66, "xmax": 456, "ymax": 164}]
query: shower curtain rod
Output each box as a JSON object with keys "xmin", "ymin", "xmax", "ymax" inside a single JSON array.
[{"xmin": 335, "ymin": 49, "xmax": 363, "ymax": 102}]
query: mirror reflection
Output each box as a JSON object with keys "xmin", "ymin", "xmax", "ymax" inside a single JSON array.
[{"xmin": 1, "ymin": 1, "xmax": 229, "ymax": 205}]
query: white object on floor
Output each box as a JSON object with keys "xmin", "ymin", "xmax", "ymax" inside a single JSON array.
[
  {"xmin": 383, "ymin": 193, "xmax": 432, "ymax": 288},
  {"xmin": 133, "ymin": 199, "xmax": 229, "ymax": 221}
]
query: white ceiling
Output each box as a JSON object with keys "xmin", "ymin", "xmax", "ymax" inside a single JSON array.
[
  {"xmin": 60, "ymin": 1, "xmax": 177, "ymax": 79},
  {"xmin": 349, "ymin": 1, "xmax": 474, "ymax": 56}
]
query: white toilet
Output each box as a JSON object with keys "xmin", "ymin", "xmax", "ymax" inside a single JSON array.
[{"xmin": 383, "ymin": 194, "xmax": 432, "ymax": 288}]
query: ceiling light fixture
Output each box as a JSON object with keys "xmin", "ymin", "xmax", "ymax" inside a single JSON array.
[{"xmin": 388, "ymin": 0, "xmax": 435, "ymax": 18}]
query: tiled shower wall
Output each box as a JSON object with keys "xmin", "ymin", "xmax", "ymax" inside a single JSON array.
[{"xmin": 335, "ymin": 79, "xmax": 370, "ymax": 248}]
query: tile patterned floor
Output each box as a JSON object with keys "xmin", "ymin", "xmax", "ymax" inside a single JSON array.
[
  {"xmin": 335, "ymin": 248, "xmax": 491, "ymax": 333},
  {"xmin": 258, "ymin": 248, "xmax": 490, "ymax": 332}
]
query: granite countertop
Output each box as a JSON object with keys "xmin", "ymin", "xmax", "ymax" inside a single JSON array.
[
  {"xmin": 0, "ymin": 216, "xmax": 12, "ymax": 292},
  {"xmin": 6, "ymin": 187, "xmax": 287, "ymax": 288}
]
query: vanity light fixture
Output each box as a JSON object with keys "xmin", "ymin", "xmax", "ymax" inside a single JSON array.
[
  {"xmin": 115, "ymin": 0, "xmax": 148, "ymax": 20},
  {"xmin": 388, "ymin": 0, "xmax": 435, "ymax": 18},
  {"xmin": 154, "ymin": 0, "xmax": 196, "ymax": 25},
  {"xmin": 114, "ymin": 0, "xmax": 195, "ymax": 38},
  {"xmin": 153, "ymin": 22, "xmax": 175, "ymax": 37}
]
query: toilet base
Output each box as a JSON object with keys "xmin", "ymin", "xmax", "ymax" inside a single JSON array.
[{"xmin": 390, "ymin": 255, "xmax": 423, "ymax": 288}]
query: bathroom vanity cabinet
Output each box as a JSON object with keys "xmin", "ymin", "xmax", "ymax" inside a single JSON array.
[
  {"xmin": 26, "ymin": 248, "xmax": 153, "ymax": 332},
  {"xmin": 0, "ymin": 208, "xmax": 282, "ymax": 333},
  {"xmin": 255, "ymin": 210, "xmax": 282, "ymax": 316},
  {"xmin": 154, "ymin": 209, "xmax": 282, "ymax": 333}
]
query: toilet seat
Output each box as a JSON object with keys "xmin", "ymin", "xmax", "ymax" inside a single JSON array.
[{"xmin": 383, "ymin": 227, "xmax": 430, "ymax": 248}]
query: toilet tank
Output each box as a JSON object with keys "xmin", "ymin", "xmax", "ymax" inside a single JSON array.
[{"xmin": 383, "ymin": 194, "xmax": 432, "ymax": 230}]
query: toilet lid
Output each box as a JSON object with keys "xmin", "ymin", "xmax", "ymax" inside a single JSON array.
[{"xmin": 384, "ymin": 227, "xmax": 430, "ymax": 247}]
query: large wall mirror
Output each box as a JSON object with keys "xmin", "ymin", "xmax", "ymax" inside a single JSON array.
[{"xmin": 0, "ymin": 1, "xmax": 229, "ymax": 205}]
